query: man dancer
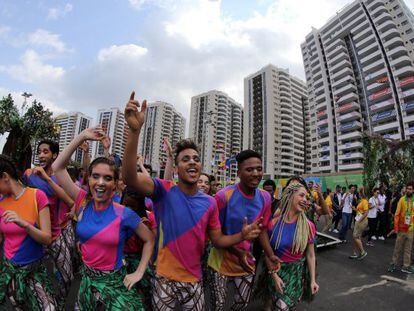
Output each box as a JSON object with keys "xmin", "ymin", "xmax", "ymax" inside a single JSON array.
[
  {"xmin": 122, "ymin": 91, "xmax": 262, "ymax": 310},
  {"xmin": 208, "ymin": 150, "xmax": 277, "ymax": 310},
  {"xmin": 23, "ymin": 140, "xmax": 75, "ymax": 301},
  {"xmin": 332, "ymin": 185, "xmax": 343, "ymax": 233}
]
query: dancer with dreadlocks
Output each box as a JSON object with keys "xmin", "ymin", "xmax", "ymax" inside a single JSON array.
[
  {"xmin": 52, "ymin": 127, "xmax": 155, "ymax": 311},
  {"xmin": 262, "ymin": 183, "xmax": 319, "ymax": 310},
  {"xmin": 0, "ymin": 155, "xmax": 57, "ymax": 310}
]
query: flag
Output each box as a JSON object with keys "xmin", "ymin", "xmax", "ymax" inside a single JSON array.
[{"xmin": 376, "ymin": 76, "xmax": 388, "ymax": 84}]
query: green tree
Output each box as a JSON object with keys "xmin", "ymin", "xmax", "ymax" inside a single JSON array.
[{"xmin": 0, "ymin": 94, "xmax": 59, "ymax": 170}]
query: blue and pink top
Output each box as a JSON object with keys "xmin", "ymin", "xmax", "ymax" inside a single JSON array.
[
  {"xmin": 208, "ymin": 183, "xmax": 271, "ymax": 276},
  {"xmin": 74, "ymin": 189, "xmax": 141, "ymax": 271}
]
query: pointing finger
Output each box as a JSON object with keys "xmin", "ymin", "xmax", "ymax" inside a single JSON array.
[{"xmin": 130, "ymin": 91, "xmax": 135, "ymax": 101}]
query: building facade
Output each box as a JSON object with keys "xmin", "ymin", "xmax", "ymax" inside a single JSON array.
[
  {"xmin": 55, "ymin": 112, "xmax": 93, "ymax": 164},
  {"xmin": 243, "ymin": 64, "xmax": 308, "ymax": 179},
  {"xmin": 301, "ymin": 0, "xmax": 414, "ymax": 173},
  {"xmin": 93, "ymin": 108, "xmax": 128, "ymax": 160},
  {"xmin": 189, "ymin": 90, "xmax": 243, "ymax": 183},
  {"xmin": 138, "ymin": 101, "xmax": 185, "ymax": 177}
]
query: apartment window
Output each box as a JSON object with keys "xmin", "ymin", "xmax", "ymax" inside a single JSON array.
[
  {"xmin": 393, "ymin": 5, "xmax": 400, "ymax": 10},
  {"xmin": 407, "ymin": 29, "xmax": 413, "ymax": 34}
]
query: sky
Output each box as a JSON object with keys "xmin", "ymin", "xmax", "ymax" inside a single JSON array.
[{"xmin": 1, "ymin": 0, "xmax": 414, "ymax": 136}]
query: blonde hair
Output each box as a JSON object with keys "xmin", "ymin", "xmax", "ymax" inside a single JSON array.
[{"xmin": 270, "ymin": 183, "xmax": 311, "ymax": 254}]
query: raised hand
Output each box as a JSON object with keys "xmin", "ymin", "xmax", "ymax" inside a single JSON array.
[
  {"xmin": 163, "ymin": 137, "xmax": 173, "ymax": 159},
  {"xmin": 32, "ymin": 166, "xmax": 48, "ymax": 180},
  {"xmin": 125, "ymin": 91, "xmax": 147, "ymax": 132},
  {"xmin": 81, "ymin": 126, "xmax": 106, "ymax": 142},
  {"xmin": 79, "ymin": 141, "xmax": 90, "ymax": 152},
  {"xmin": 241, "ymin": 217, "xmax": 263, "ymax": 241},
  {"xmin": 102, "ymin": 136, "xmax": 111, "ymax": 150}
]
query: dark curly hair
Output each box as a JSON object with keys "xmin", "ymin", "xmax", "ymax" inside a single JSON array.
[{"xmin": 174, "ymin": 139, "xmax": 199, "ymax": 164}]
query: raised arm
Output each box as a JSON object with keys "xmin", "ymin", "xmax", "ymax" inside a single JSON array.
[
  {"xmin": 52, "ymin": 126, "xmax": 105, "ymax": 201},
  {"xmin": 163, "ymin": 138, "xmax": 174, "ymax": 181},
  {"xmin": 122, "ymin": 91, "xmax": 154, "ymax": 196},
  {"xmin": 32, "ymin": 166, "xmax": 74, "ymax": 207}
]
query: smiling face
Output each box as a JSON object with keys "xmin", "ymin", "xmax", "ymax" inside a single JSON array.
[
  {"xmin": 292, "ymin": 186, "xmax": 309, "ymax": 214},
  {"xmin": 37, "ymin": 143, "xmax": 56, "ymax": 169},
  {"xmin": 175, "ymin": 148, "xmax": 202, "ymax": 185},
  {"xmin": 238, "ymin": 157, "xmax": 263, "ymax": 191},
  {"xmin": 197, "ymin": 174, "xmax": 211, "ymax": 194},
  {"xmin": 88, "ymin": 163, "xmax": 116, "ymax": 203}
]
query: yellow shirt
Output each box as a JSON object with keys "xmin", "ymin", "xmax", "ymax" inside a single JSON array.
[
  {"xmin": 356, "ymin": 198, "xmax": 369, "ymax": 215},
  {"xmin": 325, "ymin": 195, "xmax": 332, "ymax": 211},
  {"xmin": 395, "ymin": 196, "xmax": 414, "ymax": 232}
]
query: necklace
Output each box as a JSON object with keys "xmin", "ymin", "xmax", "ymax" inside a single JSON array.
[{"xmin": 14, "ymin": 187, "xmax": 26, "ymax": 200}]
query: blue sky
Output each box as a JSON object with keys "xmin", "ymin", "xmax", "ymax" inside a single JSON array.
[{"xmin": 1, "ymin": 0, "xmax": 414, "ymax": 128}]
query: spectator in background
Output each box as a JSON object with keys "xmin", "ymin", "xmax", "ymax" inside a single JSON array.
[
  {"xmin": 367, "ymin": 188, "xmax": 380, "ymax": 246},
  {"xmin": 377, "ymin": 186, "xmax": 387, "ymax": 241},
  {"xmin": 349, "ymin": 188, "xmax": 369, "ymax": 260},
  {"xmin": 322, "ymin": 188, "xmax": 333, "ymax": 233},
  {"xmin": 339, "ymin": 185, "xmax": 356, "ymax": 242},
  {"xmin": 263, "ymin": 179, "xmax": 279, "ymax": 215},
  {"xmin": 332, "ymin": 185, "xmax": 343, "ymax": 233}
]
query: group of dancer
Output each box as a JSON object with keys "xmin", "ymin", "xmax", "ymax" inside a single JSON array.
[{"xmin": 0, "ymin": 91, "xmax": 323, "ymax": 310}]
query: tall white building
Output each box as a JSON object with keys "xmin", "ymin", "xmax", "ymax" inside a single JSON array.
[
  {"xmin": 301, "ymin": 0, "xmax": 414, "ymax": 173},
  {"xmin": 93, "ymin": 108, "xmax": 128, "ymax": 159},
  {"xmin": 189, "ymin": 90, "xmax": 243, "ymax": 183},
  {"xmin": 138, "ymin": 101, "xmax": 185, "ymax": 176},
  {"xmin": 244, "ymin": 65, "xmax": 308, "ymax": 179},
  {"xmin": 55, "ymin": 112, "xmax": 93, "ymax": 164}
]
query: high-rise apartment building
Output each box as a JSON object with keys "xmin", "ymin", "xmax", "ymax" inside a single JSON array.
[
  {"xmin": 301, "ymin": 0, "xmax": 414, "ymax": 173},
  {"xmin": 93, "ymin": 108, "xmax": 128, "ymax": 159},
  {"xmin": 189, "ymin": 90, "xmax": 243, "ymax": 183},
  {"xmin": 138, "ymin": 101, "xmax": 185, "ymax": 176},
  {"xmin": 243, "ymin": 64, "xmax": 308, "ymax": 179},
  {"xmin": 55, "ymin": 112, "xmax": 93, "ymax": 163}
]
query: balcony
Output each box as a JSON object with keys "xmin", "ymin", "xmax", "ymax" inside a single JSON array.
[
  {"xmin": 317, "ymin": 110, "xmax": 327, "ymax": 119},
  {"xmin": 364, "ymin": 67, "xmax": 388, "ymax": 83},
  {"xmin": 407, "ymin": 127, "xmax": 414, "ymax": 136},
  {"xmin": 402, "ymin": 100, "xmax": 414, "ymax": 113},
  {"xmin": 387, "ymin": 45, "xmax": 408, "ymax": 59},
  {"xmin": 328, "ymin": 51, "xmax": 348, "ymax": 68},
  {"xmin": 337, "ymin": 101, "xmax": 359, "ymax": 114},
  {"xmin": 330, "ymin": 59, "xmax": 352, "ymax": 74},
  {"xmin": 353, "ymin": 26, "xmax": 372, "ymax": 43},
  {"xmin": 373, "ymin": 12, "xmax": 392, "ymax": 25},
  {"xmin": 332, "ymin": 74, "xmax": 353, "ymax": 89},
  {"xmin": 397, "ymin": 76, "xmax": 414, "ymax": 88},
  {"xmin": 383, "ymin": 37, "xmax": 404, "ymax": 50},
  {"xmin": 332, "ymin": 67, "xmax": 353, "ymax": 81},
  {"xmin": 338, "ymin": 163, "xmax": 364, "ymax": 171},
  {"xmin": 334, "ymin": 83, "xmax": 357, "ymax": 98},
  {"xmin": 327, "ymin": 44, "xmax": 347, "ymax": 59},
  {"xmin": 394, "ymin": 65, "xmax": 414, "ymax": 78},
  {"xmin": 372, "ymin": 121, "xmax": 399, "ymax": 133},
  {"xmin": 400, "ymin": 88, "xmax": 414, "ymax": 100},
  {"xmin": 371, "ymin": 109, "xmax": 397, "ymax": 123},
  {"xmin": 317, "ymin": 119, "xmax": 329, "ymax": 127},
  {"xmin": 360, "ymin": 49, "xmax": 381, "ymax": 66},
  {"xmin": 357, "ymin": 41, "xmax": 378, "ymax": 59},
  {"xmin": 391, "ymin": 55, "xmax": 412, "ymax": 68},
  {"xmin": 336, "ymin": 111, "xmax": 361, "ymax": 122},
  {"xmin": 338, "ymin": 141, "xmax": 363, "ymax": 151},
  {"xmin": 355, "ymin": 34, "xmax": 376, "ymax": 50},
  {"xmin": 370, "ymin": 99, "xmax": 395, "ymax": 113},
  {"xmin": 370, "ymin": 4, "xmax": 387, "ymax": 17},
  {"xmin": 339, "ymin": 121, "xmax": 362, "ymax": 133},
  {"xmin": 380, "ymin": 27, "xmax": 399, "ymax": 42},
  {"xmin": 368, "ymin": 87, "xmax": 392, "ymax": 102},
  {"xmin": 338, "ymin": 129, "xmax": 362, "ymax": 141},
  {"xmin": 319, "ymin": 136, "xmax": 330, "ymax": 144},
  {"xmin": 338, "ymin": 152, "xmax": 364, "ymax": 161},
  {"xmin": 363, "ymin": 58, "xmax": 385, "ymax": 74},
  {"xmin": 337, "ymin": 92, "xmax": 358, "ymax": 105}
]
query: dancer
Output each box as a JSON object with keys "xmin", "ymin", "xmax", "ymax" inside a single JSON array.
[
  {"xmin": 51, "ymin": 127, "xmax": 155, "ymax": 310},
  {"xmin": 23, "ymin": 140, "xmax": 75, "ymax": 301},
  {"xmin": 265, "ymin": 183, "xmax": 318, "ymax": 310},
  {"xmin": 122, "ymin": 91, "xmax": 262, "ymax": 310},
  {"xmin": 0, "ymin": 155, "xmax": 57, "ymax": 310},
  {"xmin": 208, "ymin": 150, "xmax": 274, "ymax": 310}
]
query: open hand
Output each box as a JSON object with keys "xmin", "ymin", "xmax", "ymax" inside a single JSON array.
[
  {"xmin": 102, "ymin": 136, "xmax": 111, "ymax": 150},
  {"xmin": 79, "ymin": 141, "xmax": 90, "ymax": 152},
  {"xmin": 163, "ymin": 138, "xmax": 173, "ymax": 159},
  {"xmin": 125, "ymin": 91, "xmax": 147, "ymax": 131},
  {"xmin": 241, "ymin": 217, "xmax": 263, "ymax": 241}
]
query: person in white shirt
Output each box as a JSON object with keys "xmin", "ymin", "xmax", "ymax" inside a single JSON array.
[
  {"xmin": 367, "ymin": 188, "xmax": 380, "ymax": 246},
  {"xmin": 339, "ymin": 185, "xmax": 356, "ymax": 242},
  {"xmin": 377, "ymin": 188, "xmax": 387, "ymax": 241}
]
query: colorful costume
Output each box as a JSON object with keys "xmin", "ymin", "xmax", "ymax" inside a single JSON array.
[
  {"xmin": 208, "ymin": 184, "xmax": 271, "ymax": 310},
  {"xmin": 23, "ymin": 169, "xmax": 74, "ymax": 298},
  {"xmin": 74, "ymin": 189, "xmax": 145, "ymax": 311},
  {"xmin": 0, "ymin": 188, "xmax": 57, "ymax": 310},
  {"xmin": 150, "ymin": 178, "xmax": 221, "ymax": 310}
]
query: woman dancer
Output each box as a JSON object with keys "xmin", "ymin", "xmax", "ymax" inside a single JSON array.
[
  {"xmin": 349, "ymin": 188, "xmax": 368, "ymax": 260},
  {"xmin": 51, "ymin": 127, "xmax": 155, "ymax": 311},
  {"xmin": 0, "ymin": 155, "xmax": 57, "ymax": 310},
  {"xmin": 265, "ymin": 183, "xmax": 318, "ymax": 310}
]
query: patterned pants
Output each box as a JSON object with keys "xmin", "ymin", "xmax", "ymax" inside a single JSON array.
[
  {"xmin": 151, "ymin": 275, "xmax": 204, "ymax": 311},
  {"xmin": 48, "ymin": 222, "xmax": 74, "ymax": 299},
  {"xmin": 208, "ymin": 268, "xmax": 254, "ymax": 311}
]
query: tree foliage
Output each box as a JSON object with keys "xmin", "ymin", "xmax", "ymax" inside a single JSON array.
[
  {"xmin": 0, "ymin": 94, "xmax": 59, "ymax": 170},
  {"xmin": 363, "ymin": 133, "xmax": 414, "ymax": 192}
]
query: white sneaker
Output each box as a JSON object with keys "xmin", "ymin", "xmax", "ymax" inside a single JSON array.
[
  {"xmin": 333, "ymin": 229, "xmax": 339, "ymax": 233},
  {"xmin": 379, "ymin": 236, "xmax": 385, "ymax": 241},
  {"xmin": 372, "ymin": 236, "xmax": 377, "ymax": 240}
]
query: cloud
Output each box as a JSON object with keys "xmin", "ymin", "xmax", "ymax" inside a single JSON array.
[
  {"xmin": 128, "ymin": 0, "xmax": 175, "ymax": 10},
  {"xmin": 0, "ymin": 50, "xmax": 65, "ymax": 84},
  {"xmin": 28, "ymin": 29, "xmax": 69, "ymax": 53},
  {"xmin": 98, "ymin": 44, "xmax": 148, "ymax": 62},
  {"xmin": 47, "ymin": 3, "xmax": 73, "ymax": 20},
  {"xmin": 0, "ymin": 25, "xmax": 10, "ymax": 37}
]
